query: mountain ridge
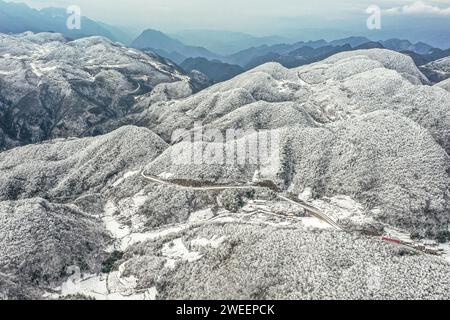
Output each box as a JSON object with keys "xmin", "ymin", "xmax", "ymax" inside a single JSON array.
[{"xmin": 0, "ymin": 0, "xmax": 132, "ymax": 44}]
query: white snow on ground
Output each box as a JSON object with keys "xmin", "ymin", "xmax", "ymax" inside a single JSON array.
[
  {"xmin": 384, "ymin": 227, "xmax": 414, "ymax": 243},
  {"xmin": 127, "ymin": 49, "xmax": 141, "ymax": 55},
  {"xmin": 45, "ymin": 198, "xmax": 191, "ymax": 299},
  {"xmin": 144, "ymin": 287, "xmax": 158, "ymax": 300},
  {"xmin": 157, "ymin": 235, "xmax": 227, "ymax": 270},
  {"xmin": 113, "ymin": 190, "xmax": 150, "ymax": 230},
  {"xmin": 85, "ymin": 63, "xmax": 132, "ymax": 69},
  {"xmin": 329, "ymin": 195, "xmax": 361, "ymax": 212},
  {"xmin": 438, "ymin": 242, "xmax": 450, "ymax": 263},
  {"xmin": 39, "ymin": 66, "xmax": 58, "ymax": 73}
]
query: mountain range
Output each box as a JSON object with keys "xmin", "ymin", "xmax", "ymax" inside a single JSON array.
[{"xmin": 2, "ymin": 0, "xmax": 450, "ymax": 301}]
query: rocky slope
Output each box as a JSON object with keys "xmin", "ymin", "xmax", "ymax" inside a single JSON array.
[
  {"xmin": 0, "ymin": 32, "xmax": 202, "ymax": 151},
  {"xmin": 0, "ymin": 126, "xmax": 167, "ymax": 201}
]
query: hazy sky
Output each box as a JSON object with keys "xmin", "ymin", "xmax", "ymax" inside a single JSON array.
[{"xmin": 6, "ymin": 0, "xmax": 450, "ymax": 33}]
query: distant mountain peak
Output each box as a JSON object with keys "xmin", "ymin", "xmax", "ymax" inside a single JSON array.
[{"xmin": 131, "ymin": 29, "xmax": 221, "ymax": 64}]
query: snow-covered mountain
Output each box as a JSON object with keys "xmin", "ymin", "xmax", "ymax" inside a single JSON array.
[
  {"xmin": 0, "ymin": 32, "xmax": 208, "ymax": 151},
  {"xmin": 131, "ymin": 29, "xmax": 221, "ymax": 64},
  {"xmin": 1, "ymin": 44, "xmax": 450, "ymax": 300}
]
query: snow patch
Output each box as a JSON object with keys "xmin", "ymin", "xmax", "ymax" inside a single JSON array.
[
  {"xmin": 158, "ymin": 172, "xmax": 174, "ymax": 179},
  {"xmin": 30, "ymin": 63, "xmax": 42, "ymax": 77}
]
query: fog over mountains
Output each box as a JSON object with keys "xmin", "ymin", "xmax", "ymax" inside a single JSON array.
[
  {"xmin": 0, "ymin": 0, "xmax": 131, "ymax": 43},
  {"xmin": 1, "ymin": 0, "xmax": 450, "ymax": 301}
]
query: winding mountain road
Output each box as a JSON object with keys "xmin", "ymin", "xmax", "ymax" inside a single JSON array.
[{"xmin": 140, "ymin": 171, "xmax": 343, "ymax": 231}]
